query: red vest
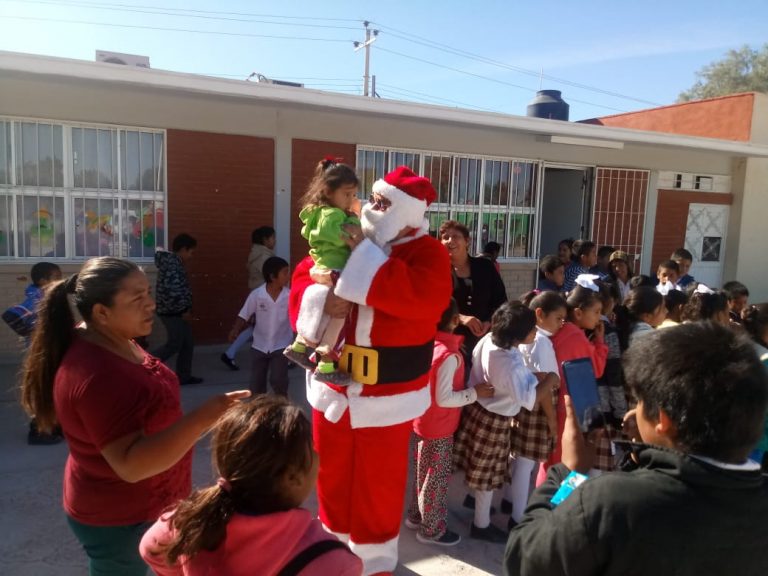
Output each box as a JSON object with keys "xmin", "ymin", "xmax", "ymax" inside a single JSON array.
[{"xmin": 413, "ymin": 331, "xmax": 465, "ymax": 439}]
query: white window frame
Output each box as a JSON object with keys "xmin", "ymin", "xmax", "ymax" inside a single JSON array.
[
  {"xmin": 0, "ymin": 115, "xmax": 167, "ymax": 262},
  {"xmin": 357, "ymin": 145, "xmax": 540, "ymax": 261}
]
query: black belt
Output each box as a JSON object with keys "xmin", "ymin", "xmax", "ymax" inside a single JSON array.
[{"xmin": 338, "ymin": 340, "xmax": 434, "ymax": 385}]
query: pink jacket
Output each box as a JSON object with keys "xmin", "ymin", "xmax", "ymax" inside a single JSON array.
[{"xmin": 139, "ymin": 508, "xmax": 362, "ymax": 576}]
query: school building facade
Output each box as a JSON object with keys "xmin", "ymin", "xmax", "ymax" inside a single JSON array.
[{"xmin": 0, "ymin": 51, "xmax": 767, "ymax": 358}]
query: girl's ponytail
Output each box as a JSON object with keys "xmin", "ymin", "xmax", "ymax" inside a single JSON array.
[
  {"xmin": 613, "ymin": 304, "xmax": 633, "ymax": 351},
  {"xmin": 20, "ymin": 275, "xmax": 78, "ymax": 433},
  {"xmin": 165, "ymin": 485, "xmax": 236, "ymax": 563}
]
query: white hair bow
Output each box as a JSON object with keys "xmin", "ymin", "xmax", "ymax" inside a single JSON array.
[
  {"xmin": 575, "ymin": 274, "xmax": 601, "ymax": 292},
  {"xmin": 695, "ymin": 283, "xmax": 715, "ymax": 295},
  {"xmin": 657, "ymin": 281, "xmax": 679, "ymax": 296}
]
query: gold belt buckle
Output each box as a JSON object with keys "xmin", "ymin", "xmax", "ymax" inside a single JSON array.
[{"xmin": 338, "ymin": 344, "xmax": 379, "ymax": 385}]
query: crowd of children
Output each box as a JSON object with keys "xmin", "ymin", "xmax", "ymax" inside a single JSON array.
[{"xmin": 8, "ymin": 154, "xmax": 768, "ymax": 575}]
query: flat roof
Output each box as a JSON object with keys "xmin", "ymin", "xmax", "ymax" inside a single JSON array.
[{"xmin": 3, "ymin": 50, "xmax": 768, "ymax": 158}]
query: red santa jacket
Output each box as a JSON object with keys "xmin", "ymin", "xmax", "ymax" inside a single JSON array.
[{"xmin": 292, "ymin": 228, "xmax": 452, "ymax": 429}]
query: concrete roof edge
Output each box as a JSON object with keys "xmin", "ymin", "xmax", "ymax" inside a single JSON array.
[{"xmin": 3, "ymin": 50, "xmax": 768, "ymax": 158}]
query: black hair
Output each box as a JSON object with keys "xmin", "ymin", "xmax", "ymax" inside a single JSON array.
[
  {"xmin": 596, "ymin": 280, "xmax": 621, "ymax": 308},
  {"xmin": 538, "ymin": 254, "xmax": 564, "ymax": 280},
  {"xmin": 663, "ymin": 289, "xmax": 688, "ymax": 321},
  {"xmin": 300, "ymin": 159, "xmax": 359, "ymax": 211},
  {"xmin": 614, "ymin": 286, "xmax": 664, "ymax": 351},
  {"xmin": 483, "ymin": 241, "xmax": 501, "ymax": 256},
  {"xmin": 172, "ymin": 233, "xmax": 197, "ymax": 252},
  {"xmin": 21, "ymin": 258, "xmax": 140, "ymax": 433},
  {"xmin": 597, "ymin": 245, "xmax": 615, "ymax": 260},
  {"xmin": 262, "ymin": 256, "xmax": 289, "ymax": 284},
  {"xmin": 657, "ymin": 259, "xmax": 680, "ymax": 273},
  {"xmin": 722, "ymin": 281, "xmax": 750, "ymax": 301},
  {"xmin": 524, "ymin": 290, "xmax": 567, "ymax": 314},
  {"xmin": 681, "ymin": 287, "xmax": 728, "ymax": 322},
  {"xmin": 629, "ymin": 275, "xmax": 657, "ymax": 289},
  {"xmin": 558, "ymin": 238, "xmax": 574, "ymax": 250},
  {"xmin": 671, "ymin": 248, "xmax": 693, "ymax": 262},
  {"xmin": 251, "ymin": 226, "xmax": 276, "ymax": 245},
  {"xmin": 742, "ymin": 304, "xmax": 768, "ymax": 348},
  {"xmin": 30, "ymin": 262, "xmax": 61, "ymax": 286},
  {"xmin": 438, "ymin": 298, "xmax": 459, "ymax": 332},
  {"xmin": 490, "ymin": 301, "xmax": 536, "ymax": 349},
  {"xmin": 570, "ymin": 239, "xmax": 596, "ymax": 263},
  {"xmin": 623, "ymin": 322, "xmax": 768, "ymax": 462},
  {"xmin": 565, "ymin": 285, "xmax": 602, "ymax": 320}
]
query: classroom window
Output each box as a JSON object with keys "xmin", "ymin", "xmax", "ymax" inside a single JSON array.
[{"xmin": 0, "ymin": 117, "xmax": 166, "ymax": 260}]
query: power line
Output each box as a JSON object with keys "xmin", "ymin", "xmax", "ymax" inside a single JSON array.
[
  {"xmin": 371, "ymin": 21, "xmax": 661, "ymax": 107},
  {"xmin": 4, "ymin": 0, "xmax": 361, "ymax": 22},
  {"xmin": 3, "ymin": 0, "xmax": 361, "ymax": 30},
  {"xmin": 377, "ymin": 83, "xmax": 502, "ymax": 113},
  {"xmin": 0, "ymin": 15, "xmax": 354, "ymax": 42},
  {"xmin": 373, "ymin": 45, "xmax": 629, "ymax": 113}
]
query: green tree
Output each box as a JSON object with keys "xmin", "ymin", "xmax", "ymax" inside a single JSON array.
[{"xmin": 678, "ymin": 44, "xmax": 768, "ymax": 102}]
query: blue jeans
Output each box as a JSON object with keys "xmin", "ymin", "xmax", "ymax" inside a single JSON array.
[{"xmin": 66, "ymin": 516, "xmax": 151, "ymax": 576}]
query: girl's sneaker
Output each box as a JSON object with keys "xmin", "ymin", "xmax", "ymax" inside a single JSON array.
[
  {"xmin": 416, "ymin": 530, "xmax": 461, "ymax": 547},
  {"xmin": 283, "ymin": 346, "xmax": 315, "ymax": 371},
  {"xmin": 404, "ymin": 518, "xmax": 420, "ymax": 530},
  {"xmin": 314, "ymin": 368, "xmax": 352, "ymax": 386}
]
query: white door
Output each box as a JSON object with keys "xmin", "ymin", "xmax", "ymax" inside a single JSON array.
[{"xmin": 684, "ymin": 203, "xmax": 729, "ymax": 288}]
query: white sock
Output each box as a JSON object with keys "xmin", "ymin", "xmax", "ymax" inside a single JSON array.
[
  {"xmin": 509, "ymin": 456, "xmax": 536, "ymax": 523},
  {"xmin": 473, "ymin": 489, "xmax": 494, "ymax": 528}
]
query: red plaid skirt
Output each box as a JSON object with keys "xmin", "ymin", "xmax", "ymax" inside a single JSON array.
[
  {"xmin": 453, "ymin": 402, "xmax": 511, "ymax": 491},
  {"xmin": 509, "ymin": 389, "xmax": 558, "ymax": 462}
]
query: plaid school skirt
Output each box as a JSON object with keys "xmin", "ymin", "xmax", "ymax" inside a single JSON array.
[
  {"xmin": 453, "ymin": 402, "xmax": 511, "ymax": 491},
  {"xmin": 509, "ymin": 388, "xmax": 558, "ymax": 463}
]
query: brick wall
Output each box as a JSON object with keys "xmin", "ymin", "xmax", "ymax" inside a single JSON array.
[
  {"xmin": 651, "ymin": 189, "xmax": 732, "ymax": 271},
  {"xmin": 290, "ymin": 139, "xmax": 357, "ymax": 269},
  {"xmin": 499, "ymin": 263, "xmax": 537, "ymax": 300},
  {"xmin": 166, "ymin": 129, "xmax": 275, "ymax": 344}
]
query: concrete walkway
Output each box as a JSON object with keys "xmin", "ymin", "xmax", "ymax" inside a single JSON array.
[{"xmin": 0, "ymin": 346, "xmax": 511, "ymax": 575}]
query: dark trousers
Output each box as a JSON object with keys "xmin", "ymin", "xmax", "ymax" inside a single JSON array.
[
  {"xmin": 250, "ymin": 348, "xmax": 289, "ymax": 396},
  {"xmin": 152, "ymin": 315, "xmax": 194, "ymax": 382}
]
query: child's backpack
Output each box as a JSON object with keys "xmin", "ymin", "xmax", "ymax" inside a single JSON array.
[{"xmin": 2, "ymin": 304, "xmax": 35, "ymax": 337}]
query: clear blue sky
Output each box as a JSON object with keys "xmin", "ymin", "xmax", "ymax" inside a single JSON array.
[{"xmin": 0, "ymin": 0, "xmax": 766, "ymax": 120}]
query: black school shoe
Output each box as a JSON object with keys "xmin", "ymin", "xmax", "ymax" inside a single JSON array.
[
  {"xmin": 28, "ymin": 421, "xmax": 64, "ymax": 446},
  {"xmin": 180, "ymin": 376, "xmax": 204, "ymax": 385},
  {"xmin": 501, "ymin": 498, "xmax": 513, "ymax": 515},
  {"xmin": 462, "ymin": 494, "xmax": 497, "ymax": 515},
  {"xmin": 220, "ymin": 353, "xmax": 239, "ymax": 371},
  {"xmin": 470, "ymin": 523, "xmax": 508, "ymax": 544}
]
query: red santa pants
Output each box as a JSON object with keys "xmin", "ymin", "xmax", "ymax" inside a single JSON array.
[{"xmin": 312, "ymin": 408, "xmax": 412, "ymax": 553}]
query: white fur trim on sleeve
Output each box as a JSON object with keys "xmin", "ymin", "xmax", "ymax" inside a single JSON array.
[
  {"xmin": 335, "ymin": 238, "xmax": 388, "ymax": 305},
  {"xmin": 296, "ymin": 283, "xmax": 331, "ymax": 344}
]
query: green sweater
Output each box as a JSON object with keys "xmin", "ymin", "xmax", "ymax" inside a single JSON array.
[{"xmin": 300, "ymin": 205, "xmax": 360, "ymax": 271}]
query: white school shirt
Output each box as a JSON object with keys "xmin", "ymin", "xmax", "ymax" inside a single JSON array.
[
  {"xmin": 469, "ymin": 333, "xmax": 538, "ymax": 417},
  {"xmin": 238, "ymin": 285, "xmax": 293, "ymax": 354},
  {"xmin": 519, "ymin": 327, "xmax": 558, "ymax": 374}
]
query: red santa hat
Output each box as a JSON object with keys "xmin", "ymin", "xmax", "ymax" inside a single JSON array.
[{"xmin": 371, "ymin": 166, "xmax": 436, "ymax": 229}]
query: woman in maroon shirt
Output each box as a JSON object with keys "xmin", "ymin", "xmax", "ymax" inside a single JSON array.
[{"xmin": 20, "ymin": 257, "xmax": 249, "ymax": 576}]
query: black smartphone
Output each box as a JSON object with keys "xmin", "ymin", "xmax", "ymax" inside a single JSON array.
[{"xmin": 561, "ymin": 358, "xmax": 604, "ymax": 433}]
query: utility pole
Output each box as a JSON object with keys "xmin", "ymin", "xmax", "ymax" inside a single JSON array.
[{"xmin": 353, "ymin": 21, "xmax": 378, "ymax": 96}]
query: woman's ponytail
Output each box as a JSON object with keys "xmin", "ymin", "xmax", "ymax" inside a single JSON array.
[{"xmin": 20, "ymin": 275, "xmax": 78, "ymax": 433}]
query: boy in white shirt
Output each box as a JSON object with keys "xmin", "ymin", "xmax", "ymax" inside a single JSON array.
[{"xmin": 228, "ymin": 257, "xmax": 293, "ymax": 396}]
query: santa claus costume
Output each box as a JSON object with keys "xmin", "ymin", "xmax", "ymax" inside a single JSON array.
[{"xmin": 290, "ymin": 167, "xmax": 452, "ymax": 575}]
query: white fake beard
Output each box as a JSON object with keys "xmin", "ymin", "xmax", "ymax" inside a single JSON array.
[{"xmin": 361, "ymin": 201, "xmax": 415, "ymax": 247}]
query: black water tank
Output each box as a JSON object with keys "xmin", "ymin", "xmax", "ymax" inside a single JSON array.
[{"xmin": 527, "ymin": 90, "xmax": 569, "ymax": 121}]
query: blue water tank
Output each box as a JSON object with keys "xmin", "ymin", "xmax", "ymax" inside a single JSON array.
[{"xmin": 527, "ymin": 90, "xmax": 569, "ymax": 121}]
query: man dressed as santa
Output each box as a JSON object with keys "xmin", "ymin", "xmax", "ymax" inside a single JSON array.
[{"xmin": 289, "ymin": 166, "xmax": 452, "ymax": 575}]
